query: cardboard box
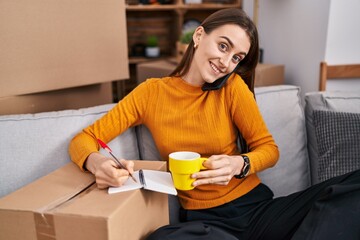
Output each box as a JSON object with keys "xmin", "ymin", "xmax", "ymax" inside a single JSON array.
[
  {"xmin": 254, "ymin": 64, "xmax": 285, "ymax": 87},
  {"xmin": 137, "ymin": 59, "xmax": 285, "ymax": 87},
  {"xmin": 136, "ymin": 59, "xmax": 176, "ymax": 85},
  {"xmin": 0, "ymin": 83, "xmax": 113, "ymax": 115},
  {"xmin": 0, "ymin": 0, "xmax": 129, "ymax": 98},
  {"xmin": 0, "ymin": 161, "xmax": 169, "ymax": 240}
]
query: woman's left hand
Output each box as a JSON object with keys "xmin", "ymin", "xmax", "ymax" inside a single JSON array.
[{"xmin": 191, "ymin": 155, "xmax": 243, "ymax": 187}]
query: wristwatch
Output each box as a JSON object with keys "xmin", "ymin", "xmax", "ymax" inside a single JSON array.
[{"xmin": 235, "ymin": 155, "xmax": 250, "ymax": 179}]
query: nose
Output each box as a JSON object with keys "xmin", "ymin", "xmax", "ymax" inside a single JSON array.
[{"xmin": 219, "ymin": 55, "xmax": 232, "ymax": 69}]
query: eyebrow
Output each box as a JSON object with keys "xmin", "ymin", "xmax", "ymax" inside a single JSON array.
[{"xmin": 220, "ymin": 36, "xmax": 247, "ymax": 57}]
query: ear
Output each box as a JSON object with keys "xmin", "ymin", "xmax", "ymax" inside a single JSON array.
[{"xmin": 192, "ymin": 26, "xmax": 204, "ymax": 45}]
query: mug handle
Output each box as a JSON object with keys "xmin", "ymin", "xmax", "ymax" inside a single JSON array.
[{"xmin": 199, "ymin": 157, "xmax": 208, "ymax": 170}]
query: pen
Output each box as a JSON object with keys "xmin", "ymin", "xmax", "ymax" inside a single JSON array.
[{"xmin": 97, "ymin": 138, "xmax": 137, "ymax": 183}]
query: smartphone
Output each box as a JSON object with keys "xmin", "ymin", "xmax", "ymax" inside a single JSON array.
[{"xmin": 201, "ymin": 64, "xmax": 240, "ymax": 91}]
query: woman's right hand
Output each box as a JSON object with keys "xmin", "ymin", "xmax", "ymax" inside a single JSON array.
[{"xmin": 85, "ymin": 152, "xmax": 134, "ymax": 189}]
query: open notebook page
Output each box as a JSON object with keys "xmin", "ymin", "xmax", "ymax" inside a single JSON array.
[{"xmin": 108, "ymin": 170, "xmax": 177, "ymax": 195}]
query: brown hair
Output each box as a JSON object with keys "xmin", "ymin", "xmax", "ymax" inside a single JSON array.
[{"xmin": 170, "ymin": 8, "xmax": 259, "ymax": 94}]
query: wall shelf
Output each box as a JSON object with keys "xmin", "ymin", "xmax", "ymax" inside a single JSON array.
[{"xmin": 116, "ymin": 0, "xmax": 242, "ymax": 100}]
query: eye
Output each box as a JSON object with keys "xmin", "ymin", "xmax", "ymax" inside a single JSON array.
[
  {"xmin": 218, "ymin": 42, "xmax": 228, "ymax": 52},
  {"xmin": 232, "ymin": 55, "xmax": 242, "ymax": 63}
]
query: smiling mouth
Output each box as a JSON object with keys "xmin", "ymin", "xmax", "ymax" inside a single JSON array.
[{"xmin": 210, "ymin": 62, "xmax": 221, "ymax": 74}]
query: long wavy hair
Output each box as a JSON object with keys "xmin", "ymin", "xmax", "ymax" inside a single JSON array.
[{"xmin": 170, "ymin": 8, "xmax": 259, "ymax": 94}]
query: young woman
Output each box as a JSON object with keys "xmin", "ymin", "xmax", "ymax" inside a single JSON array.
[{"xmin": 69, "ymin": 8, "xmax": 360, "ymax": 240}]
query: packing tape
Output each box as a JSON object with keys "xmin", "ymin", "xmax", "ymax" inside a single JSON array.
[
  {"xmin": 34, "ymin": 212, "xmax": 55, "ymax": 240},
  {"xmin": 33, "ymin": 182, "xmax": 95, "ymax": 239}
]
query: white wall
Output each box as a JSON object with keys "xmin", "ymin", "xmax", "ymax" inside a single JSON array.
[
  {"xmin": 325, "ymin": 0, "xmax": 360, "ymax": 91},
  {"xmin": 326, "ymin": 0, "xmax": 360, "ymax": 64},
  {"xmin": 243, "ymin": 0, "xmax": 360, "ymax": 96}
]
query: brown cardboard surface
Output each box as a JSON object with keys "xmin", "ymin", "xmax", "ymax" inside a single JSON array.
[
  {"xmin": 0, "ymin": 83, "xmax": 113, "ymax": 115},
  {"xmin": 254, "ymin": 64, "xmax": 285, "ymax": 87},
  {"xmin": 0, "ymin": 0, "xmax": 129, "ymax": 98},
  {"xmin": 136, "ymin": 59, "xmax": 176, "ymax": 84},
  {"xmin": 0, "ymin": 163, "xmax": 95, "ymax": 240},
  {"xmin": 0, "ymin": 161, "xmax": 169, "ymax": 240},
  {"xmin": 137, "ymin": 59, "xmax": 285, "ymax": 87}
]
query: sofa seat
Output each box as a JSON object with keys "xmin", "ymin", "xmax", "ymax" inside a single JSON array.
[{"xmin": 1, "ymin": 85, "xmax": 359, "ymax": 225}]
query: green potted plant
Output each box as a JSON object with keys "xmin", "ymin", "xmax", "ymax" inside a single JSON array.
[
  {"xmin": 145, "ymin": 35, "xmax": 160, "ymax": 58},
  {"xmin": 176, "ymin": 29, "xmax": 195, "ymax": 63},
  {"xmin": 179, "ymin": 30, "xmax": 194, "ymax": 44}
]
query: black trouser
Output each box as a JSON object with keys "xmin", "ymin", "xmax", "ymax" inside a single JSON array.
[{"xmin": 147, "ymin": 169, "xmax": 360, "ymax": 240}]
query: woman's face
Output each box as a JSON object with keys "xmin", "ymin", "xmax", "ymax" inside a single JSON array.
[{"xmin": 185, "ymin": 24, "xmax": 251, "ymax": 86}]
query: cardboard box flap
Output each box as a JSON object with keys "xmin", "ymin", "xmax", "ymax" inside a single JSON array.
[
  {"xmin": 133, "ymin": 160, "xmax": 166, "ymax": 171},
  {"xmin": 0, "ymin": 163, "xmax": 94, "ymax": 211},
  {"xmin": 54, "ymin": 160, "xmax": 167, "ymax": 218}
]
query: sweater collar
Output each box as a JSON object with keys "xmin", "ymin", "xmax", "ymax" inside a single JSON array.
[{"xmin": 172, "ymin": 76, "xmax": 204, "ymax": 95}]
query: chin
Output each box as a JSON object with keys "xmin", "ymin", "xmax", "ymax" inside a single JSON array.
[{"xmin": 203, "ymin": 76, "xmax": 218, "ymax": 84}]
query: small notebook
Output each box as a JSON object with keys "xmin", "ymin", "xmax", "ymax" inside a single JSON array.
[{"xmin": 108, "ymin": 169, "xmax": 177, "ymax": 196}]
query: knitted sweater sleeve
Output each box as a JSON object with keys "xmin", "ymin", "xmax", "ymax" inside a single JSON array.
[
  {"xmin": 228, "ymin": 75, "xmax": 279, "ymax": 174},
  {"xmin": 68, "ymin": 81, "xmax": 150, "ymax": 170}
]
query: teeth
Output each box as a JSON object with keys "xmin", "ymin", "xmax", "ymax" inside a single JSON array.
[{"xmin": 210, "ymin": 62, "xmax": 220, "ymax": 74}]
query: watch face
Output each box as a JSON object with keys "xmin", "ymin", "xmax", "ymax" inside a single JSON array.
[
  {"xmin": 242, "ymin": 162, "xmax": 250, "ymax": 176},
  {"xmin": 235, "ymin": 155, "xmax": 250, "ymax": 179}
]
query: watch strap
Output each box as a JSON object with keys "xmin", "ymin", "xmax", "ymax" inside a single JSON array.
[{"xmin": 235, "ymin": 155, "xmax": 250, "ymax": 179}]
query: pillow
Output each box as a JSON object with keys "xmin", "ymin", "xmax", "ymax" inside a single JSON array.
[
  {"xmin": 255, "ymin": 85, "xmax": 310, "ymax": 197},
  {"xmin": 313, "ymin": 110, "xmax": 360, "ymax": 182}
]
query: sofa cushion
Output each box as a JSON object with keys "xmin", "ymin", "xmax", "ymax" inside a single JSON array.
[
  {"xmin": 313, "ymin": 110, "xmax": 360, "ymax": 182},
  {"xmin": 0, "ymin": 104, "xmax": 139, "ymax": 198},
  {"xmin": 255, "ymin": 85, "xmax": 311, "ymax": 197},
  {"xmin": 305, "ymin": 91, "xmax": 360, "ymax": 184}
]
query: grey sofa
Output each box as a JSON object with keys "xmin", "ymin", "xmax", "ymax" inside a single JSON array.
[{"xmin": 1, "ymin": 85, "xmax": 359, "ymax": 224}]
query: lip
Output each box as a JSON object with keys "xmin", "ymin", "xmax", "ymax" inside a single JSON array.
[{"xmin": 209, "ymin": 61, "xmax": 221, "ymax": 75}]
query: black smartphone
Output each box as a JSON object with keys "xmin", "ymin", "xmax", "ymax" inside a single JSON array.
[{"xmin": 201, "ymin": 64, "xmax": 240, "ymax": 91}]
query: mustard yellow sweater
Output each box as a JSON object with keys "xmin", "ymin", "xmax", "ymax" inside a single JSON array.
[{"xmin": 69, "ymin": 74, "xmax": 279, "ymax": 210}]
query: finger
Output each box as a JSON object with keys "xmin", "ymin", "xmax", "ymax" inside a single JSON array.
[
  {"xmin": 204, "ymin": 155, "xmax": 230, "ymax": 169},
  {"xmin": 121, "ymin": 159, "xmax": 135, "ymax": 174},
  {"xmin": 193, "ymin": 175, "xmax": 232, "ymax": 187},
  {"xmin": 95, "ymin": 161, "xmax": 130, "ymax": 186},
  {"xmin": 192, "ymin": 169, "xmax": 217, "ymax": 179},
  {"xmin": 95, "ymin": 173, "xmax": 129, "ymax": 188},
  {"xmin": 97, "ymin": 171, "xmax": 129, "ymax": 187},
  {"xmin": 108, "ymin": 171, "xmax": 130, "ymax": 187},
  {"xmin": 192, "ymin": 167, "xmax": 232, "ymax": 179},
  {"xmin": 101, "ymin": 159, "xmax": 123, "ymax": 178}
]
